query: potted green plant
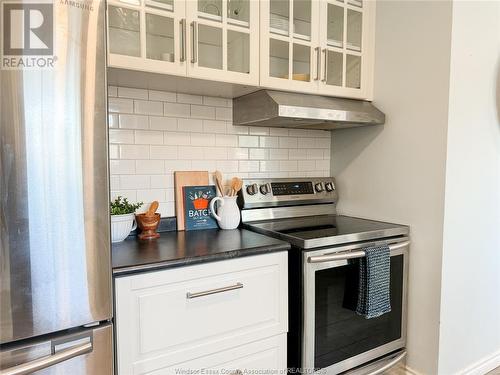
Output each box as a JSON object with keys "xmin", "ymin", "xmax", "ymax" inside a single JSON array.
[{"xmin": 110, "ymin": 196, "xmax": 143, "ymax": 243}]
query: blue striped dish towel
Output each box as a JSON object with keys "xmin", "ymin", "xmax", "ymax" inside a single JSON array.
[{"xmin": 356, "ymin": 244, "xmax": 391, "ymax": 319}]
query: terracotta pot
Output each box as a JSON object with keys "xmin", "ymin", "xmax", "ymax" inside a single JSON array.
[{"xmin": 136, "ymin": 213, "xmax": 161, "ymax": 240}]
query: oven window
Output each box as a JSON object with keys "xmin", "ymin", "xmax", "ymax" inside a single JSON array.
[{"xmin": 314, "ymin": 255, "xmax": 404, "ymax": 369}]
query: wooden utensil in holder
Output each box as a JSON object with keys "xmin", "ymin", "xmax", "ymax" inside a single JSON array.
[{"xmin": 136, "ymin": 201, "xmax": 161, "ymax": 240}]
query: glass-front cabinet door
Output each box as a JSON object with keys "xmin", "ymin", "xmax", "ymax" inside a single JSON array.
[
  {"xmin": 317, "ymin": 0, "xmax": 375, "ymax": 99},
  {"xmin": 260, "ymin": 0, "xmax": 320, "ymax": 94},
  {"xmin": 185, "ymin": 0, "xmax": 259, "ymax": 85},
  {"xmin": 107, "ymin": 0, "xmax": 187, "ymax": 76}
]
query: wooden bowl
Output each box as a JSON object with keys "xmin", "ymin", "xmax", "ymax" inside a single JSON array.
[{"xmin": 136, "ymin": 213, "xmax": 161, "ymax": 240}]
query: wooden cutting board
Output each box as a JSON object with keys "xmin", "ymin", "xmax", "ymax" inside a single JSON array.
[{"xmin": 174, "ymin": 171, "xmax": 209, "ymax": 231}]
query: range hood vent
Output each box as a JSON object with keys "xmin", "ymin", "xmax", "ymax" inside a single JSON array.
[{"xmin": 233, "ymin": 90, "xmax": 385, "ymax": 130}]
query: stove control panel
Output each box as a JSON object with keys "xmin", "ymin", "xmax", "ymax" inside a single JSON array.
[{"xmin": 239, "ymin": 177, "xmax": 338, "ymax": 208}]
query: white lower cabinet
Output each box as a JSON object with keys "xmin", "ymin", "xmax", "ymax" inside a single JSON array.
[{"xmin": 115, "ymin": 252, "xmax": 288, "ymax": 375}]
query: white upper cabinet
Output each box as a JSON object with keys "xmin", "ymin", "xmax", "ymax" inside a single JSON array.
[
  {"xmin": 185, "ymin": 0, "xmax": 260, "ymax": 85},
  {"xmin": 107, "ymin": 0, "xmax": 259, "ymax": 85},
  {"xmin": 108, "ymin": 0, "xmax": 187, "ymax": 76},
  {"xmin": 107, "ymin": 0, "xmax": 375, "ymax": 99},
  {"xmin": 260, "ymin": 0, "xmax": 375, "ymax": 99}
]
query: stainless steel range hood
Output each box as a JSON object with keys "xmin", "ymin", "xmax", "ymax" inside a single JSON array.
[{"xmin": 233, "ymin": 90, "xmax": 385, "ymax": 130}]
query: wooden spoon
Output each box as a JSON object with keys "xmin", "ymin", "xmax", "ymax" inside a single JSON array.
[
  {"xmin": 214, "ymin": 170, "xmax": 224, "ymax": 196},
  {"xmin": 230, "ymin": 177, "xmax": 239, "ymax": 196},
  {"xmin": 233, "ymin": 178, "xmax": 243, "ymax": 196},
  {"xmin": 146, "ymin": 201, "xmax": 159, "ymax": 217}
]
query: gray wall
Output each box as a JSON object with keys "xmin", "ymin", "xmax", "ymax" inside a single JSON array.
[{"xmin": 331, "ymin": 1, "xmax": 453, "ymax": 373}]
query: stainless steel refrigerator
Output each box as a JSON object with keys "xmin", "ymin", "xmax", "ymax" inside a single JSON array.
[{"xmin": 0, "ymin": 1, "xmax": 112, "ymax": 373}]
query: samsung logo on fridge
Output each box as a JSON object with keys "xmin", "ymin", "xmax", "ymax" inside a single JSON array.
[{"xmin": 1, "ymin": 0, "xmax": 55, "ymax": 69}]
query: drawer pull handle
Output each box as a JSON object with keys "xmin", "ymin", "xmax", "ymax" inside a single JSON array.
[{"xmin": 186, "ymin": 283, "xmax": 243, "ymax": 299}]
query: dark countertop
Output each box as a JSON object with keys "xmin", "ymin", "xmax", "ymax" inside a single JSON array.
[{"xmin": 112, "ymin": 228, "xmax": 290, "ymax": 276}]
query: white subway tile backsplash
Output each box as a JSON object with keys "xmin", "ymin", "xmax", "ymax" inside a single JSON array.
[
  {"xmin": 178, "ymin": 146, "xmax": 204, "ymax": 159},
  {"xmin": 149, "ymin": 90, "xmax": 176, "ymax": 102},
  {"xmin": 119, "ymin": 145, "xmax": 149, "ymax": 159},
  {"xmin": 150, "ymin": 145, "xmax": 178, "ymax": 159},
  {"xmin": 239, "ymin": 135, "xmax": 259, "ymax": 148},
  {"xmin": 164, "ymin": 102, "xmax": 190, "ymax": 117},
  {"xmin": 118, "ymin": 87, "xmax": 148, "ymax": 100},
  {"xmin": 151, "ymin": 175, "xmax": 173, "ymax": 189},
  {"xmin": 298, "ymin": 160, "xmax": 315, "ymax": 171},
  {"xmin": 239, "ymin": 160, "xmax": 259, "ymax": 172},
  {"xmin": 260, "ymin": 160, "xmax": 280, "ymax": 172},
  {"xmin": 288, "ymin": 149, "xmax": 307, "ymax": 160},
  {"xmin": 249, "ymin": 127, "xmax": 269, "ymax": 136},
  {"xmin": 111, "ymin": 190, "xmax": 137, "ymax": 202},
  {"xmin": 260, "ymin": 136, "xmax": 279, "ymax": 148},
  {"xmin": 134, "ymin": 100, "xmax": 163, "ymax": 116},
  {"xmin": 191, "ymin": 105, "xmax": 215, "ymax": 119},
  {"xmin": 120, "ymin": 175, "xmax": 151, "ymax": 190},
  {"xmin": 227, "ymin": 148, "xmax": 248, "ymax": 160},
  {"xmin": 249, "ymin": 148, "xmax": 269, "ymax": 160},
  {"xmin": 110, "ymin": 160, "xmax": 136, "ymax": 175},
  {"xmin": 120, "ymin": 114, "xmax": 149, "ymax": 130},
  {"xmin": 108, "ymin": 86, "xmax": 118, "ymax": 97},
  {"xmin": 135, "ymin": 160, "xmax": 164, "ymax": 174},
  {"xmin": 279, "ymin": 137, "xmax": 298, "ymax": 148},
  {"xmin": 177, "ymin": 93, "xmax": 203, "ymax": 104},
  {"xmin": 227, "ymin": 124, "xmax": 248, "ymax": 134},
  {"xmin": 108, "ymin": 114, "xmax": 119, "ymax": 128},
  {"xmin": 203, "ymin": 96, "xmax": 231, "ymax": 107},
  {"xmin": 191, "ymin": 132, "xmax": 215, "ymax": 146},
  {"xmin": 109, "ymin": 88, "xmax": 332, "ymax": 216},
  {"xmin": 280, "ymin": 160, "xmax": 298, "ymax": 171},
  {"xmin": 150, "ymin": 116, "xmax": 177, "ymax": 131},
  {"xmin": 164, "ymin": 131, "xmax": 190, "ymax": 145},
  {"xmin": 216, "ymin": 160, "xmax": 239, "ymax": 172},
  {"xmin": 135, "ymin": 130, "xmax": 164, "ymax": 145},
  {"xmin": 178, "ymin": 118, "xmax": 203, "ymax": 132},
  {"xmin": 109, "ymin": 98, "xmax": 133, "ymax": 113},
  {"xmin": 203, "ymin": 120, "xmax": 226, "ymax": 133},
  {"xmin": 109, "ymin": 129, "xmax": 134, "ymax": 144},
  {"xmin": 270, "ymin": 149, "xmax": 289, "ymax": 160},
  {"xmin": 216, "ymin": 134, "xmax": 238, "ymax": 147},
  {"xmin": 204, "ymin": 147, "xmax": 227, "ymax": 159},
  {"xmin": 215, "ymin": 107, "xmax": 232, "ymax": 121}
]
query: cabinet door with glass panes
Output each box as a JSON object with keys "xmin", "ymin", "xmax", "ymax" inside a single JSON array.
[
  {"xmin": 317, "ymin": 0, "xmax": 375, "ymax": 99},
  {"xmin": 107, "ymin": 0, "xmax": 187, "ymax": 76},
  {"xmin": 185, "ymin": 0, "xmax": 259, "ymax": 85},
  {"xmin": 260, "ymin": 0, "xmax": 321, "ymax": 94}
]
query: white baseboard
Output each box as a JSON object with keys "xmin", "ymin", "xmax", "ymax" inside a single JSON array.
[{"xmin": 459, "ymin": 349, "xmax": 500, "ymax": 375}]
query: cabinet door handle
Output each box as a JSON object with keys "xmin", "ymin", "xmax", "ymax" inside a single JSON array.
[
  {"xmin": 322, "ymin": 49, "xmax": 328, "ymax": 82},
  {"xmin": 190, "ymin": 21, "xmax": 197, "ymax": 64},
  {"xmin": 179, "ymin": 19, "xmax": 186, "ymax": 62},
  {"xmin": 186, "ymin": 282, "xmax": 243, "ymax": 299},
  {"xmin": 314, "ymin": 47, "xmax": 321, "ymax": 81}
]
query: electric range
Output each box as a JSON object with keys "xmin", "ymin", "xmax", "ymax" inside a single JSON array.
[{"xmin": 239, "ymin": 177, "xmax": 410, "ymax": 375}]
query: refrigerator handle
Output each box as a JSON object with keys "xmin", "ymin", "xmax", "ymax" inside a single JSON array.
[{"xmin": 0, "ymin": 341, "xmax": 92, "ymax": 375}]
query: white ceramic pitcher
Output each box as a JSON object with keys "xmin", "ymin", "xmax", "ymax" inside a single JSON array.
[{"xmin": 209, "ymin": 196, "xmax": 240, "ymax": 230}]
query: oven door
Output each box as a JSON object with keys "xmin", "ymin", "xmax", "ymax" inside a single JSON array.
[{"xmin": 302, "ymin": 238, "xmax": 409, "ymax": 374}]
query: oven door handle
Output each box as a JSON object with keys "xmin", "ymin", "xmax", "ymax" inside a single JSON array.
[
  {"xmin": 363, "ymin": 350, "xmax": 407, "ymax": 375},
  {"xmin": 307, "ymin": 240, "xmax": 410, "ymax": 263}
]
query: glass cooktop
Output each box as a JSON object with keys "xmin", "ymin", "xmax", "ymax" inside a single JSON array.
[{"xmin": 244, "ymin": 215, "xmax": 409, "ymax": 249}]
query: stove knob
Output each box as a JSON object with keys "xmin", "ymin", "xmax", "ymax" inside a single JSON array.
[
  {"xmin": 325, "ymin": 182, "xmax": 335, "ymax": 192},
  {"xmin": 246, "ymin": 183, "xmax": 259, "ymax": 195},
  {"xmin": 315, "ymin": 182, "xmax": 324, "ymax": 193},
  {"xmin": 260, "ymin": 183, "xmax": 271, "ymax": 195}
]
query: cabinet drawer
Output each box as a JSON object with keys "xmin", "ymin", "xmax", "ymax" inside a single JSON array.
[
  {"xmin": 115, "ymin": 252, "xmax": 288, "ymax": 375},
  {"xmin": 151, "ymin": 334, "xmax": 287, "ymax": 375}
]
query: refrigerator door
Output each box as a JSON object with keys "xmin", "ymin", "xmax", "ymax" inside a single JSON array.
[
  {"xmin": 0, "ymin": 0, "xmax": 111, "ymax": 344},
  {"xmin": 0, "ymin": 323, "xmax": 113, "ymax": 375}
]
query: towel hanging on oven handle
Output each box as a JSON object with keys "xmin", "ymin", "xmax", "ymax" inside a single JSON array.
[{"xmin": 307, "ymin": 240, "xmax": 410, "ymax": 263}]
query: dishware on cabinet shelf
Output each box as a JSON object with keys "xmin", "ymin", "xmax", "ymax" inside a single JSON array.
[{"xmin": 210, "ymin": 196, "xmax": 240, "ymax": 230}]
